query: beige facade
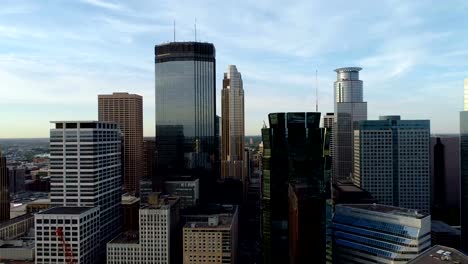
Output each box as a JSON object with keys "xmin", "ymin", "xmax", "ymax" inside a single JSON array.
[
  {"xmin": 0, "ymin": 213, "xmax": 34, "ymax": 240},
  {"xmin": 98, "ymin": 92, "xmax": 143, "ymax": 195},
  {"xmin": 183, "ymin": 206, "xmax": 238, "ymax": 264},
  {"xmin": 221, "ymin": 65, "xmax": 245, "ymax": 180}
]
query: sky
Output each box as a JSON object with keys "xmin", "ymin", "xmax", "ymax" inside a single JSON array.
[{"xmin": 1, "ymin": 0, "xmax": 468, "ymax": 138}]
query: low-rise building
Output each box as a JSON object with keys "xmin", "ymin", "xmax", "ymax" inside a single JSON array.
[
  {"xmin": 0, "ymin": 238, "xmax": 35, "ymax": 261},
  {"xmin": 0, "ymin": 213, "xmax": 34, "ymax": 240},
  {"xmin": 408, "ymin": 245, "xmax": 468, "ymax": 263}
]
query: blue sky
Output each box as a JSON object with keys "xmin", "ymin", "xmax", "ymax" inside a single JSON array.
[{"xmin": 1, "ymin": 0, "xmax": 467, "ymax": 138}]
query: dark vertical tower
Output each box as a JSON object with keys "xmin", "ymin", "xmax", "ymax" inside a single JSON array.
[
  {"xmin": 433, "ymin": 137, "xmax": 446, "ymax": 220},
  {"xmin": 0, "ymin": 149, "xmax": 9, "ymax": 221},
  {"xmin": 155, "ymin": 42, "xmax": 216, "ymax": 195},
  {"xmin": 460, "ymin": 78, "xmax": 468, "ymax": 252},
  {"xmin": 261, "ymin": 112, "xmax": 326, "ymax": 264}
]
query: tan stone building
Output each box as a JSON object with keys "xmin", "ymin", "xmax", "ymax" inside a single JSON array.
[
  {"xmin": 183, "ymin": 205, "xmax": 238, "ymax": 264},
  {"xmin": 221, "ymin": 65, "xmax": 245, "ymax": 181},
  {"xmin": 98, "ymin": 92, "xmax": 143, "ymax": 195}
]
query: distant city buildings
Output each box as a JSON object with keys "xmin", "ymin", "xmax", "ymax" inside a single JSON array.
[
  {"xmin": 8, "ymin": 166, "xmax": 25, "ymax": 193},
  {"xmin": 182, "ymin": 205, "xmax": 238, "ymax": 264},
  {"xmin": 333, "ymin": 67, "xmax": 367, "ymax": 182},
  {"xmin": 353, "ymin": 116, "xmax": 431, "ymax": 214},
  {"xmin": 35, "ymin": 206, "xmax": 100, "ymax": 264},
  {"xmin": 0, "ymin": 149, "xmax": 9, "ymax": 221},
  {"xmin": 107, "ymin": 193, "xmax": 180, "ymax": 264},
  {"xmin": 460, "ymin": 78, "xmax": 468, "ymax": 253},
  {"xmin": 49, "ymin": 121, "xmax": 122, "ymax": 255},
  {"xmin": 155, "ymin": 42, "xmax": 217, "ymax": 188},
  {"xmin": 261, "ymin": 112, "xmax": 326, "ymax": 264},
  {"xmin": 333, "ymin": 204, "xmax": 431, "ymax": 263},
  {"xmin": 221, "ymin": 65, "xmax": 245, "ymax": 181},
  {"xmin": 98, "ymin": 92, "xmax": 143, "ymax": 196}
]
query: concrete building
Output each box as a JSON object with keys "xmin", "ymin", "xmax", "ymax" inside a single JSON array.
[
  {"xmin": 0, "ymin": 213, "xmax": 34, "ymax": 240},
  {"xmin": 98, "ymin": 92, "xmax": 143, "ymax": 196},
  {"xmin": 323, "ymin": 112, "xmax": 335, "ymax": 160},
  {"xmin": 49, "ymin": 121, "xmax": 122, "ymax": 252},
  {"xmin": 333, "ymin": 204, "xmax": 431, "ymax": 263},
  {"xmin": 0, "ymin": 238, "xmax": 35, "ymax": 261},
  {"xmin": 8, "ymin": 167, "xmax": 25, "ymax": 193},
  {"xmin": 408, "ymin": 245, "xmax": 468, "ymax": 264},
  {"xmin": 164, "ymin": 178, "xmax": 199, "ymax": 209},
  {"xmin": 0, "ymin": 149, "xmax": 9, "ymax": 221},
  {"xmin": 333, "ymin": 67, "xmax": 367, "ymax": 182},
  {"xmin": 221, "ymin": 65, "xmax": 245, "ymax": 181},
  {"xmin": 182, "ymin": 205, "xmax": 238, "ymax": 264},
  {"xmin": 35, "ymin": 207, "xmax": 100, "ymax": 264},
  {"xmin": 460, "ymin": 78, "xmax": 468, "ymax": 253},
  {"xmin": 354, "ymin": 116, "xmax": 431, "ymax": 214},
  {"xmin": 107, "ymin": 193, "xmax": 180, "ymax": 264},
  {"xmin": 26, "ymin": 198, "xmax": 50, "ymax": 214}
]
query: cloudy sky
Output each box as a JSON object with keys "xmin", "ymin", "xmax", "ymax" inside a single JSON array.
[{"xmin": 1, "ymin": 0, "xmax": 467, "ymax": 138}]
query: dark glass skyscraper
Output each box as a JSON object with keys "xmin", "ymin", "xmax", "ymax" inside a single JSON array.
[
  {"xmin": 261, "ymin": 112, "xmax": 326, "ymax": 264},
  {"xmin": 155, "ymin": 42, "xmax": 217, "ymax": 185},
  {"xmin": 460, "ymin": 78, "xmax": 468, "ymax": 253},
  {"xmin": 0, "ymin": 149, "xmax": 9, "ymax": 221}
]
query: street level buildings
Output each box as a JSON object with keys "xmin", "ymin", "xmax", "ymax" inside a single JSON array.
[
  {"xmin": 221, "ymin": 65, "xmax": 245, "ymax": 181},
  {"xmin": 98, "ymin": 92, "xmax": 143, "ymax": 195},
  {"xmin": 353, "ymin": 116, "xmax": 431, "ymax": 214},
  {"xmin": 333, "ymin": 67, "xmax": 367, "ymax": 182},
  {"xmin": 333, "ymin": 204, "xmax": 431, "ymax": 263}
]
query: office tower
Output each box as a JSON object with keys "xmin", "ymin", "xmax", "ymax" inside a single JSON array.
[
  {"xmin": 288, "ymin": 183, "xmax": 326, "ymax": 264},
  {"xmin": 408, "ymin": 245, "xmax": 468, "ymax": 263},
  {"xmin": 164, "ymin": 178, "xmax": 199, "ymax": 209},
  {"xmin": 353, "ymin": 116, "xmax": 430, "ymax": 214},
  {"xmin": 460, "ymin": 78, "xmax": 468, "ymax": 253},
  {"xmin": 323, "ymin": 112, "xmax": 335, "ymax": 158},
  {"xmin": 98, "ymin": 92, "xmax": 143, "ymax": 195},
  {"xmin": 49, "ymin": 121, "xmax": 121, "ymax": 250},
  {"xmin": 122, "ymin": 195, "xmax": 140, "ymax": 232},
  {"xmin": 430, "ymin": 136, "xmax": 460, "ymax": 225},
  {"xmin": 155, "ymin": 42, "xmax": 217, "ymax": 184},
  {"xmin": 8, "ymin": 167, "xmax": 25, "ymax": 193},
  {"xmin": 0, "ymin": 150, "xmax": 9, "ymax": 221},
  {"xmin": 183, "ymin": 205, "xmax": 238, "ymax": 264},
  {"xmin": 333, "ymin": 204, "xmax": 431, "ymax": 263},
  {"xmin": 261, "ymin": 112, "xmax": 325, "ymax": 264},
  {"xmin": 221, "ymin": 65, "xmax": 245, "ymax": 181},
  {"xmin": 35, "ymin": 207, "xmax": 100, "ymax": 264},
  {"xmin": 142, "ymin": 137, "xmax": 155, "ymax": 180},
  {"xmin": 431, "ymin": 220, "xmax": 461, "ymax": 249},
  {"xmin": 333, "ymin": 67, "xmax": 367, "ymax": 182},
  {"xmin": 107, "ymin": 193, "xmax": 180, "ymax": 264}
]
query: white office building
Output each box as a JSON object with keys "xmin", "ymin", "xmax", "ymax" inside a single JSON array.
[
  {"xmin": 353, "ymin": 116, "xmax": 430, "ymax": 214},
  {"xmin": 49, "ymin": 121, "xmax": 122, "ymax": 248},
  {"xmin": 333, "ymin": 204, "xmax": 431, "ymax": 263},
  {"xmin": 35, "ymin": 207, "xmax": 100, "ymax": 264},
  {"xmin": 107, "ymin": 193, "xmax": 180, "ymax": 264}
]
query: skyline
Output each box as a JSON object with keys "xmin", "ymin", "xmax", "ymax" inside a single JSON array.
[{"xmin": 1, "ymin": 0, "xmax": 468, "ymax": 138}]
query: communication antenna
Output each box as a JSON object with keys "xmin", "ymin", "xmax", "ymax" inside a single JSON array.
[
  {"xmin": 173, "ymin": 20, "xmax": 176, "ymax": 42},
  {"xmin": 194, "ymin": 18, "xmax": 197, "ymax": 41},
  {"xmin": 315, "ymin": 69, "xmax": 318, "ymax": 112}
]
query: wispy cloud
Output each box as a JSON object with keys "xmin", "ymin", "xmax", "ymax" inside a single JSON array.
[{"xmin": 80, "ymin": 0, "xmax": 124, "ymax": 11}]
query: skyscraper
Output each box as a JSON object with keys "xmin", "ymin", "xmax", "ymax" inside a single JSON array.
[
  {"xmin": 323, "ymin": 112, "xmax": 335, "ymax": 158},
  {"xmin": 333, "ymin": 67, "xmax": 367, "ymax": 182},
  {"xmin": 98, "ymin": 92, "xmax": 143, "ymax": 195},
  {"xmin": 155, "ymin": 42, "xmax": 217, "ymax": 187},
  {"xmin": 221, "ymin": 65, "xmax": 245, "ymax": 181},
  {"xmin": 0, "ymin": 149, "xmax": 9, "ymax": 221},
  {"xmin": 353, "ymin": 116, "xmax": 431, "ymax": 214},
  {"xmin": 460, "ymin": 78, "xmax": 468, "ymax": 253},
  {"xmin": 261, "ymin": 112, "xmax": 325, "ymax": 264},
  {"xmin": 49, "ymin": 121, "xmax": 122, "ymax": 251}
]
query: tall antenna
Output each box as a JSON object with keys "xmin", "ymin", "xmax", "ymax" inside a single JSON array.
[
  {"xmin": 173, "ymin": 20, "xmax": 176, "ymax": 42},
  {"xmin": 315, "ymin": 69, "xmax": 318, "ymax": 112},
  {"xmin": 194, "ymin": 18, "xmax": 197, "ymax": 41}
]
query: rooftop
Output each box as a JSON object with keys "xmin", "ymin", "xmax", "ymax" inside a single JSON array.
[
  {"xmin": 122, "ymin": 194, "xmax": 140, "ymax": 205},
  {"xmin": 408, "ymin": 245, "xmax": 468, "ymax": 264},
  {"xmin": 108, "ymin": 231, "xmax": 139, "ymax": 245},
  {"xmin": 38, "ymin": 206, "xmax": 95, "ymax": 215},
  {"xmin": 340, "ymin": 204, "xmax": 427, "ymax": 219},
  {"xmin": 432, "ymin": 221, "xmax": 461, "ymax": 235},
  {"xmin": 334, "ymin": 67, "xmax": 362, "ymax": 72},
  {"xmin": 0, "ymin": 214, "xmax": 33, "ymax": 230},
  {"xmin": 184, "ymin": 214, "xmax": 234, "ymax": 229}
]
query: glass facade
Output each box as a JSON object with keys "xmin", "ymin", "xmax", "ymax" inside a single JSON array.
[
  {"xmin": 155, "ymin": 42, "xmax": 216, "ymax": 179},
  {"xmin": 460, "ymin": 111, "xmax": 468, "ymax": 252}
]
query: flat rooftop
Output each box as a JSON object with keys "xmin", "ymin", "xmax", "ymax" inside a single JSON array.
[
  {"xmin": 39, "ymin": 207, "xmax": 95, "ymax": 215},
  {"xmin": 0, "ymin": 214, "xmax": 33, "ymax": 229},
  {"xmin": 432, "ymin": 221, "xmax": 461, "ymax": 235},
  {"xmin": 408, "ymin": 245, "xmax": 468, "ymax": 263},
  {"xmin": 184, "ymin": 214, "xmax": 233, "ymax": 229},
  {"xmin": 108, "ymin": 231, "xmax": 139, "ymax": 245},
  {"xmin": 340, "ymin": 204, "xmax": 426, "ymax": 219}
]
